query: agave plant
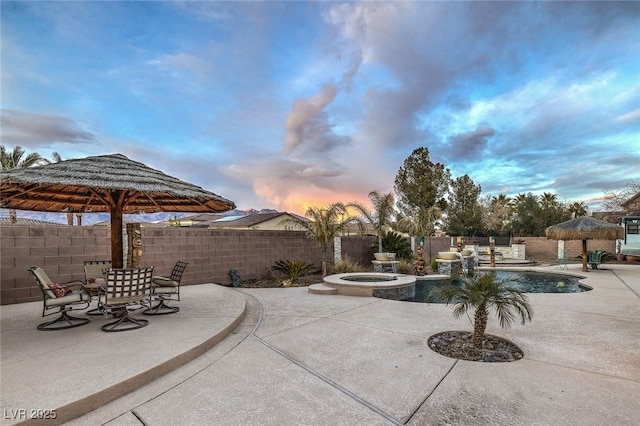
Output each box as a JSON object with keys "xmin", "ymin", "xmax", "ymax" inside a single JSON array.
[{"xmin": 430, "ymin": 272, "xmax": 533, "ymax": 348}]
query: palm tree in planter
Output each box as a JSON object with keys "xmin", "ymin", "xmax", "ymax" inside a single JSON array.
[
  {"xmin": 281, "ymin": 202, "xmax": 364, "ymax": 276},
  {"xmin": 430, "ymin": 272, "xmax": 533, "ymax": 358}
]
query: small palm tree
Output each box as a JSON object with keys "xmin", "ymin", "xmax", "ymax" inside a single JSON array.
[
  {"xmin": 430, "ymin": 272, "xmax": 533, "ymax": 349},
  {"xmin": 281, "ymin": 203, "xmax": 363, "ymax": 276},
  {"xmin": 348, "ymin": 190, "xmax": 395, "ymax": 253}
]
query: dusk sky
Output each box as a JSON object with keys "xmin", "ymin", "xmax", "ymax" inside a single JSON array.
[{"xmin": 2, "ymin": 1, "xmax": 639, "ymax": 216}]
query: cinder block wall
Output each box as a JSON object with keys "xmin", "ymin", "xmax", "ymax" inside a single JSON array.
[
  {"xmin": 0, "ymin": 226, "xmax": 618, "ymax": 305},
  {"xmin": 515, "ymin": 237, "xmax": 616, "ymax": 260},
  {"xmin": 1, "ymin": 226, "xmax": 111, "ymax": 304}
]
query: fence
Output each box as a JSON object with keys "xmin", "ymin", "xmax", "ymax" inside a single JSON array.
[{"xmin": 0, "ymin": 225, "xmax": 616, "ymax": 305}]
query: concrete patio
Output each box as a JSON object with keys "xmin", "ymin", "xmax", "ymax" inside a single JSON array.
[{"xmin": 1, "ymin": 264, "xmax": 639, "ymax": 425}]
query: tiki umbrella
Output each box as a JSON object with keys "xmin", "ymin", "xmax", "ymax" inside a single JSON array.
[
  {"xmin": 0, "ymin": 153, "xmax": 235, "ymax": 268},
  {"xmin": 545, "ymin": 216, "xmax": 623, "ymax": 272}
]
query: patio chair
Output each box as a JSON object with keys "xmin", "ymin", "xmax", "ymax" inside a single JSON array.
[
  {"xmin": 98, "ymin": 267, "xmax": 154, "ymax": 332},
  {"xmin": 144, "ymin": 261, "xmax": 188, "ymax": 316},
  {"xmin": 588, "ymin": 250, "xmax": 605, "ymax": 271},
  {"xmin": 83, "ymin": 260, "xmax": 111, "ymax": 316},
  {"xmin": 555, "ymin": 253, "xmax": 569, "ymax": 270},
  {"xmin": 27, "ymin": 266, "xmax": 91, "ymax": 331}
]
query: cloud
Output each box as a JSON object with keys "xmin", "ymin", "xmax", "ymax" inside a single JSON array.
[
  {"xmin": 615, "ymin": 109, "xmax": 640, "ymax": 124},
  {"xmin": 284, "ymin": 84, "xmax": 345, "ymax": 153},
  {"xmin": 446, "ymin": 126, "xmax": 496, "ymax": 160},
  {"xmin": 147, "ymin": 53, "xmax": 215, "ymax": 80},
  {"xmin": 0, "ymin": 109, "xmax": 95, "ymax": 147}
]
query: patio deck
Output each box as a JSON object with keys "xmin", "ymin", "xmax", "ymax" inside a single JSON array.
[{"xmin": 1, "ymin": 264, "xmax": 639, "ymax": 425}]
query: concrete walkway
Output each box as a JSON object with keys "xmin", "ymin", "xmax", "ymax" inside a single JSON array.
[{"xmin": 2, "ymin": 264, "xmax": 639, "ymax": 425}]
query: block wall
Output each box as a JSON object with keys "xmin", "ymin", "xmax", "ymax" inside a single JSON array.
[{"xmin": 0, "ymin": 226, "xmax": 618, "ymax": 305}]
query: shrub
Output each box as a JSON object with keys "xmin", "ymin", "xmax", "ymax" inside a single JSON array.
[
  {"xmin": 431, "ymin": 259, "xmax": 438, "ymax": 272},
  {"xmin": 397, "ymin": 260, "xmax": 414, "ymax": 274},
  {"xmin": 271, "ymin": 260, "xmax": 314, "ymax": 286},
  {"xmin": 329, "ymin": 257, "xmax": 365, "ymax": 274},
  {"xmin": 371, "ymin": 231, "xmax": 413, "ymax": 260}
]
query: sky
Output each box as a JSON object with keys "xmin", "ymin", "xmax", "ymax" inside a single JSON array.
[{"xmin": 2, "ymin": 1, "xmax": 639, "ymax": 216}]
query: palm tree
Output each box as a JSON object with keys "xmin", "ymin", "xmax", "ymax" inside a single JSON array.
[
  {"xmin": 0, "ymin": 145, "xmax": 44, "ymax": 171},
  {"xmin": 281, "ymin": 203, "xmax": 363, "ymax": 276},
  {"xmin": 567, "ymin": 201, "xmax": 588, "ymax": 218},
  {"xmin": 348, "ymin": 190, "xmax": 395, "ymax": 253},
  {"xmin": 539, "ymin": 192, "xmax": 558, "ymax": 209},
  {"xmin": 487, "ymin": 194, "xmax": 513, "ymax": 232},
  {"xmin": 0, "ymin": 145, "xmax": 45, "ymax": 223},
  {"xmin": 430, "ymin": 272, "xmax": 533, "ymax": 349},
  {"xmin": 45, "ymin": 152, "xmax": 80, "ymax": 226},
  {"xmin": 397, "ymin": 206, "xmax": 441, "ymax": 261}
]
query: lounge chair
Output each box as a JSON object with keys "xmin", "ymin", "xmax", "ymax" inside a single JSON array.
[
  {"xmin": 144, "ymin": 261, "xmax": 188, "ymax": 315},
  {"xmin": 98, "ymin": 267, "xmax": 154, "ymax": 332},
  {"xmin": 27, "ymin": 266, "xmax": 91, "ymax": 331}
]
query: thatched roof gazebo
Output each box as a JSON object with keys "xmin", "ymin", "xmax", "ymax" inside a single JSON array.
[
  {"xmin": 0, "ymin": 153, "xmax": 235, "ymax": 268},
  {"xmin": 545, "ymin": 216, "xmax": 623, "ymax": 272}
]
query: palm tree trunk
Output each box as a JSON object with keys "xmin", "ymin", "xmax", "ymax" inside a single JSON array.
[
  {"xmin": 321, "ymin": 245, "xmax": 328, "ymax": 276},
  {"xmin": 9, "ymin": 209, "xmax": 17, "ymax": 224},
  {"xmin": 76, "ymin": 213, "xmax": 82, "ymax": 226},
  {"xmin": 66, "ymin": 213, "xmax": 74, "ymax": 226},
  {"xmin": 473, "ymin": 308, "xmax": 488, "ymax": 348}
]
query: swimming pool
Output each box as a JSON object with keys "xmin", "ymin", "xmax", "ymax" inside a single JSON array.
[{"xmin": 409, "ymin": 270, "xmax": 591, "ymax": 303}]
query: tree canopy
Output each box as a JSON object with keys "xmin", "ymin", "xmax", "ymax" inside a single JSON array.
[{"xmin": 394, "ymin": 147, "xmax": 451, "ymax": 217}]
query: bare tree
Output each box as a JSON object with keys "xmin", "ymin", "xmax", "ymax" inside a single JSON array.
[{"xmin": 602, "ymin": 179, "xmax": 640, "ymax": 212}]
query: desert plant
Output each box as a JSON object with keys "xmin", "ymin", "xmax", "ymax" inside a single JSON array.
[
  {"xmin": 329, "ymin": 257, "xmax": 365, "ymax": 274},
  {"xmin": 280, "ymin": 203, "xmax": 364, "ymax": 276},
  {"xmin": 429, "ymin": 272, "xmax": 533, "ymax": 349},
  {"xmin": 371, "ymin": 231, "xmax": 413, "ymax": 260},
  {"xmin": 396, "ymin": 260, "xmax": 414, "ymax": 274},
  {"xmin": 271, "ymin": 260, "xmax": 314, "ymax": 285}
]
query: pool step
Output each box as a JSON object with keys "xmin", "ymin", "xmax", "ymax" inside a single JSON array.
[{"xmin": 308, "ymin": 283, "xmax": 338, "ymax": 295}]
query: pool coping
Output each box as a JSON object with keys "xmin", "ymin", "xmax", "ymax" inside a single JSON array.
[{"xmin": 321, "ymin": 273, "xmax": 416, "ymax": 297}]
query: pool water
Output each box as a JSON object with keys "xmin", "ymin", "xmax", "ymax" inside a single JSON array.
[
  {"xmin": 412, "ymin": 271, "xmax": 590, "ymax": 303},
  {"xmin": 342, "ymin": 275, "xmax": 397, "ymax": 282}
]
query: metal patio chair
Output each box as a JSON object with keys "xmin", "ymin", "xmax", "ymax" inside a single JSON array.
[
  {"xmin": 98, "ymin": 267, "xmax": 154, "ymax": 332},
  {"xmin": 144, "ymin": 261, "xmax": 188, "ymax": 316},
  {"xmin": 83, "ymin": 260, "xmax": 112, "ymax": 315},
  {"xmin": 28, "ymin": 266, "xmax": 91, "ymax": 331}
]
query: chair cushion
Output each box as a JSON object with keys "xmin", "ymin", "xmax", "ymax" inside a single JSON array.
[
  {"xmin": 48, "ymin": 283, "xmax": 72, "ymax": 298},
  {"xmin": 153, "ymin": 286, "xmax": 178, "ymax": 294},
  {"xmin": 45, "ymin": 291, "xmax": 90, "ymax": 306},
  {"xmin": 153, "ymin": 276, "xmax": 178, "ymax": 287}
]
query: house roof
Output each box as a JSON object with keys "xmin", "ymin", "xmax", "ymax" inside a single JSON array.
[
  {"xmin": 0, "ymin": 217, "xmax": 65, "ymax": 226},
  {"xmin": 210, "ymin": 212, "xmax": 297, "ymax": 228},
  {"xmin": 621, "ymin": 191, "xmax": 640, "ymax": 210},
  {"xmin": 180, "ymin": 213, "xmax": 228, "ymax": 222}
]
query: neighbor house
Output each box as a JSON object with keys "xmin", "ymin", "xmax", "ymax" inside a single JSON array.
[{"xmin": 619, "ymin": 191, "xmax": 640, "ymax": 255}]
